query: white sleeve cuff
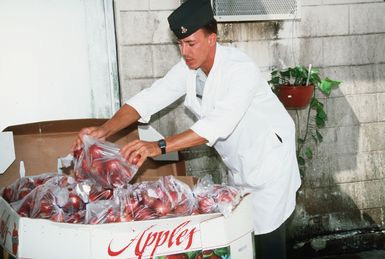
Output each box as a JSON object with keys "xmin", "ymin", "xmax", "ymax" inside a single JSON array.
[
  {"xmin": 190, "ymin": 120, "xmax": 218, "ymax": 147},
  {"xmin": 125, "ymin": 99, "xmax": 151, "ymax": 123}
]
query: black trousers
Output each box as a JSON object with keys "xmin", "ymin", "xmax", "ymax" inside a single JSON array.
[{"xmin": 254, "ymin": 221, "xmax": 287, "ymax": 259}]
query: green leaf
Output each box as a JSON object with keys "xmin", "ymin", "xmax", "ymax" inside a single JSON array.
[
  {"xmin": 292, "ymin": 66, "xmax": 307, "ymax": 85},
  {"xmin": 310, "ymin": 97, "xmax": 319, "ymax": 109},
  {"xmin": 315, "ymin": 116, "xmax": 326, "ymax": 128},
  {"xmin": 325, "ymin": 77, "xmax": 341, "ymax": 87},
  {"xmin": 316, "ymin": 130, "xmax": 323, "ymax": 143},
  {"xmin": 298, "ymin": 156, "xmax": 305, "ymax": 165},
  {"xmin": 315, "ymin": 105, "xmax": 327, "ymax": 127},
  {"xmin": 305, "ymin": 147, "xmax": 313, "ymax": 159},
  {"xmin": 268, "ymin": 77, "xmax": 280, "ymax": 86},
  {"xmin": 271, "ymin": 70, "xmax": 279, "ymax": 76},
  {"xmin": 186, "ymin": 251, "xmax": 199, "ymax": 258},
  {"xmin": 281, "ymin": 70, "xmax": 291, "ymax": 78},
  {"xmin": 319, "ymin": 80, "xmax": 332, "ymax": 95},
  {"xmin": 214, "ymin": 247, "xmax": 230, "ymax": 256},
  {"xmin": 319, "ymin": 78, "xmax": 341, "ymax": 95},
  {"xmin": 316, "ymin": 106, "xmax": 327, "ymax": 120},
  {"xmin": 311, "ymin": 73, "xmax": 321, "ymax": 85}
]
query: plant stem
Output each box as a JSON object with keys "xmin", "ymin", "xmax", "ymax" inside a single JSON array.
[
  {"xmin": 297, "ymin": 91, "xmax": 314, "ymax": 157},
  {"xmin": 295, "ymin": 109, "xmax": 300, "ymax": 153}
]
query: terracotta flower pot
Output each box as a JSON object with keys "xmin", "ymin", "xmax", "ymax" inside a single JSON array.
[{"xmin": 275, "ymin": 85, "xmax": 314, "ymax": 109}]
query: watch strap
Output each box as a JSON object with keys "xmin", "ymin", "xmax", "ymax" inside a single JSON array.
[{"xmin": 158, "ymin": 139, "xmax": 166, "ymax": 154}]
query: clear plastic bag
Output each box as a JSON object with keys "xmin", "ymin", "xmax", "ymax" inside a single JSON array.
[
  {"xmin": 193, "ymin": 175, "xmax": 242, "ymax": 217},
  {"xmin": 85, "ymin": 200, "xmax": 120, "ymax": 224},
  {"xmin": 11, "ymin": 175, "xmax": 87, "ymax": 223},
  {"xmin": 74, "ymin": 135, "xmax": 138, "ymax": 188},
  {"xmin": 157, "ymin": 176, "xmax": 196, "ymax": 217},
  {"xmin": 112, "ymin": 176, "xmax": 196, "ymax": 222},
  {"xmin": 1, "ymin": 173, "xmax": 55, "ymax": 203}
]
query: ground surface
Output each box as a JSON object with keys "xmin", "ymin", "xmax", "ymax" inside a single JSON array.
[{"xmin": 311, "ymin": 249, "xmax": 385, "ymax": 259}]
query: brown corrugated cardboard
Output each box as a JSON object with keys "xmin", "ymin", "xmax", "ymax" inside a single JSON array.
[{"xmin": 0, "ymin": 119, "xmax": 185, "ymax": 188}]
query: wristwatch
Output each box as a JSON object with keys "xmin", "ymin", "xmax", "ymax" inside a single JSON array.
[{"xmin": 158, "ymin": 139, "xmax": 167, "ymax": 154}]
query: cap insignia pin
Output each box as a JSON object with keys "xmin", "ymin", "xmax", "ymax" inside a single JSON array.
[{"xmin": 181, "ymin": 26, "xmax": 187, "ymax": 34}]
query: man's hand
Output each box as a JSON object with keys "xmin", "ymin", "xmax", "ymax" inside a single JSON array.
[
  {"xmin": 120, "ymin": 140, "xmax": 162, "ymax": 167},
  {"xmin": 72, "ymin": 104, "xmax": 141, "ymax": 152},
  {"xmin": 120, "ymin": 129, "xmax": 207, "ymax": 167},
  {"xmin": 72, "ymin": 126, "xmax": 108, "ymax": 151}
]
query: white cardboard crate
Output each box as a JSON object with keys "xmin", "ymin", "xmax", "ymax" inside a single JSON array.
[{"xmin": 0, "ymin": 195, "xmax": 254, "ymax": 259}]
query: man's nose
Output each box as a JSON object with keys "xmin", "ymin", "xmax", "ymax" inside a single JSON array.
[{"xmin": 180, "ymin": 44, "xmax": 187, "ymax": 56}]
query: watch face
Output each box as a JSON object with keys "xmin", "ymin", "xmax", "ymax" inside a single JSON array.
[
  {"xmin": 158, "ymin": 139, "xmax": 166, "ymax": 148},
  {"xmin": 158, "ymin": 139, "xmax": 166, "ymax": 154}
]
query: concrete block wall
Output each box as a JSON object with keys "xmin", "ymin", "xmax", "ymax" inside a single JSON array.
[
  {"xmin": 281, "ymin": 1, "xmax": 385, "ymax": 245},
  {"xmin": 114, "ymin": 0, "xmax": 385, "ymax": 243}
]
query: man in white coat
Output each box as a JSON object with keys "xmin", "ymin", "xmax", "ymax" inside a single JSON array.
[{"xmin": 75, "ymin": 0, "xmax": 301, "ymax": 258}]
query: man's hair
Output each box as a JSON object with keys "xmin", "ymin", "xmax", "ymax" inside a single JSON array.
[{"xmin": 202, "ymin": 18, "xmax": 218, "ymax": 35}]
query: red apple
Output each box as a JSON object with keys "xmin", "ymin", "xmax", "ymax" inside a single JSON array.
[
  {"xmin": 217, "ymin": 190, "xmax": 234, "ymax": 203},
  {"xmin": 18, "ymin": 187, "xmax": 32, "ymax": 200},
  {"xmin": 89, "ymin": 189, "xmax": 112, "ymax": 202},
  {"xmin": 2, "ymin": 187, "xmax": 14, "ymax": 202},
  {"xmin": 124, "ymin": 197, "xmax": 140, "ymax": 214},
  {"xmin": 152, "ymin": 199, "xmax": 171, "ymax": 217},
  {"xmin": 141, "ymin": 192, "xmax": 157, "ymax": 207},
  {"xmin": 50, "ymin": 210, "xmax": 65, "ymax": 223},
  {"xmin": 173, "ymin": 202, "xmax": 191, "ymax": 216},
  {"xmin": 198, "ymin": 196, "xmax": 216, "ymax": 214},
  {"xmin": 62, "ymin": 193, "xmax": 85, "ymax": 213},
  {"xmin": 88, "ymin": 144, "xmax": 104, "ymax": 160},
  {"xmin": 73, "ymin": 148, "xmax": 83, "ymax": 160},
  {"xmin": 134, "ymin": 207, "xmax": 156, "ymax": 221},
  {"xmin": 66, "ymin": 211, "xmax": 85, "ymax": 224}
]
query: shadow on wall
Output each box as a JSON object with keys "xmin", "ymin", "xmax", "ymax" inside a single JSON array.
[
  {"xmin": 180, "ymin": 107, "xmax": 228, "ymax": 183},
  {"xmin": 283, "ymin": 63, "xmax": 385, "ymax": 257}
]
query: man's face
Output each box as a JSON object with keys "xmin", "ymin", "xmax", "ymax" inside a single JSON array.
[{"xmin": 177, "ymin": 29, "xmax": 215, "ymax": 71}]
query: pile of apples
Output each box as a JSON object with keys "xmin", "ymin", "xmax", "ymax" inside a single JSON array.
[
  {"xmin": 86, "ymin": 175, "xmax": 196, "ymax": 224},
  {"xmin": 1, "ymin": 136, "xmax": 242, "ymax": 224}
]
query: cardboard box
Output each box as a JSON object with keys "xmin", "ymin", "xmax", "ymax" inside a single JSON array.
[
  {"xmin": 0, "ymin": 119, "xmax": 186, "ymax": 188},
  {"xmin": 0, "ymin": 193, "xmax": 253, "ymax": 259},
  {"xmin": 0, "ymin": 120, "xmax": 254, "ymax": 258}
]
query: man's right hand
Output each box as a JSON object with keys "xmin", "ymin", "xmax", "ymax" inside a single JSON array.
[
  {"xmin": 72, "ymin": 126, "xmax": 108, "ymax": 151},
  {"xmin": 71, "ymin": 104, "xmax": 141, "ymax": 153}
]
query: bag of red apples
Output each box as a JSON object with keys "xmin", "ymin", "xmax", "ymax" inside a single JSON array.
[
  {"xmin": 73, "ymin": 135, "xmax": 138, "ymax": 189},
  {"xmin": 193, "ymin": 175, "xmax": 241, "ymax": 217},
  {"xmin": 1, "ymin": 136, "xmax": 244, "ymax": 224},
  {"xmin": 0, "ymin": 173, "xmax": 56, "ymax": 203}
]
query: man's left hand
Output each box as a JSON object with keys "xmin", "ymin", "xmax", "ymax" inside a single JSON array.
[{"xmin": 120, "ymin": 140, "xmax": 161, "ymax": 167}]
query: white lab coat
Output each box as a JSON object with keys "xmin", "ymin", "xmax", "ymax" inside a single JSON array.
[{"xmin": 126, "ymin": 44, "xmax": 301, "ymax": 234}]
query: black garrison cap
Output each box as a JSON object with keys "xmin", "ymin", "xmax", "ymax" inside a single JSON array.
[{"xmin": 168, "ymin": 0, "xmax": 214, "ymax": 39}]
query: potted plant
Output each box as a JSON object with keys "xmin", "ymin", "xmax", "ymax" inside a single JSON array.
[{"xmin": 268, "ymin": 65, "xmax": 341, "ymax": 176}]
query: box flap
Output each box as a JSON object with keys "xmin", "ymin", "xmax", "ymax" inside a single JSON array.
[{"xmin": 0, "ymin": 132, "xmax": 15, "ymax": 175}]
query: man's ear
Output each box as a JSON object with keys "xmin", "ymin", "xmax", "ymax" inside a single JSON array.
[{"xmin": 208, "ymin": 33, "xmax": 217, "ymax": 46}]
